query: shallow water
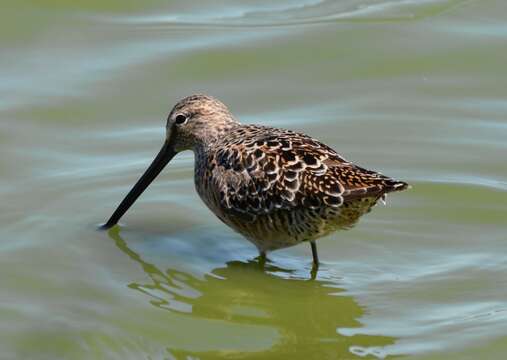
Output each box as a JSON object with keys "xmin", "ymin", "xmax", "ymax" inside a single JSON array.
[{"xmin": 1, "ymin": 0, "xmax": 507, "ymax": 359}]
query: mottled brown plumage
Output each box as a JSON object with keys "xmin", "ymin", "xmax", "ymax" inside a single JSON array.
[{"xmin": 103, "ymin": 94, "xmax": 409, "ymax": 266}]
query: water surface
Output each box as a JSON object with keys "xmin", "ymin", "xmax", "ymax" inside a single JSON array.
[{"xmin": 1, "ymin": 0, "xmax": 507, "ymax": 359}]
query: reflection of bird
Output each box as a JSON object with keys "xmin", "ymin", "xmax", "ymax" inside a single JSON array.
[
  {"xmin": 108, "ymin": 228, "xmax": 397, "ymax": 359},
  {"xmin": 102, "ymin": 94, "xmax": 408, "ymax": 268}
]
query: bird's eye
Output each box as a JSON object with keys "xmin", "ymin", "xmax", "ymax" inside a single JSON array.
[{"xmin": 175, "ymin": 114, "xmax": 188, "ymax": 125}]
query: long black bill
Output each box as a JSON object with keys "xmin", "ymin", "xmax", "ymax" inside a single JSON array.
[{"xmin": 100, "ymin": 141, "xmax": 176, "ymax": 230}]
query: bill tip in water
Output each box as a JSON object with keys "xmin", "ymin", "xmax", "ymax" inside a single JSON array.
[{"xmin": 97, "ymin": 222, "xmax": 117, "ymax": 231}]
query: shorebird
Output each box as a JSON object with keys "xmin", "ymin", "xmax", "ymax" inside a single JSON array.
[{"xmin": 102, "ymin": 94, "xmax": 408, "ymax": 268}]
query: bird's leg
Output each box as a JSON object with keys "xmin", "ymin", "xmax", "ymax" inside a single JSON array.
[
  {"xmin": 310, "ymin": 240, "xmax": 319, "ymax": 266},
  {"xmin": 310, "ymin": 241, "xmax": 319, "ymax": 279}
]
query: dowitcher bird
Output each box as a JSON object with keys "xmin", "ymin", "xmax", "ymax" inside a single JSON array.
[{"xmin": 102, "ymin": 94, "xmax": 408, "ymax": 268}]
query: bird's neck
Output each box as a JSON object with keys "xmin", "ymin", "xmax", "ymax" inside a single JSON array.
[{"xmin": 194, "ymin": 119, "xmax": 239, "ymax": 151}]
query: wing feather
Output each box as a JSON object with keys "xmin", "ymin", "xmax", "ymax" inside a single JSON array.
[{"xmin": 212, "ymin": 125, "xmax": 407, "ymax": 216}]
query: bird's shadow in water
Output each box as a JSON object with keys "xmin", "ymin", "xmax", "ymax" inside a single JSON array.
[{"xmin": 106, "ymin": 227, "xmax": 398, "ymax": 359}]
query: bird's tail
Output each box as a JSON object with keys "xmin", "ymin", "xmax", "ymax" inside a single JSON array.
[{"xmin": 383, "ymin": 178, "xmax": 410, "ymax": 193}]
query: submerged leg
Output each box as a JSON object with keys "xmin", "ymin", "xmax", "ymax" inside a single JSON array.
[{"xmin": 258, "ymin": 250, "xmax": 267, "ymax": 269}]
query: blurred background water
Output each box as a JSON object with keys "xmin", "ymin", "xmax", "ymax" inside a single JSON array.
[{"xmin": 1, "ymin": 0, "xmax": 507, "ymax": 359}]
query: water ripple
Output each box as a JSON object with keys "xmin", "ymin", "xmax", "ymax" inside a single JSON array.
[{"xmin": 94, "ymin": 0, "xmax": 468, "ymax": 28}]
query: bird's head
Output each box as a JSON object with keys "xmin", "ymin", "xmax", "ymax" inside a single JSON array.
[{"xmin": 166, "ymin": 94, "xmax": 238, "ymax": 152}]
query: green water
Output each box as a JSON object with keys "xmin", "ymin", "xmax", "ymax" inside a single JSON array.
[{"xmin": 1, "ymin": 0, "xmax": 507, "ymax": 359}]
